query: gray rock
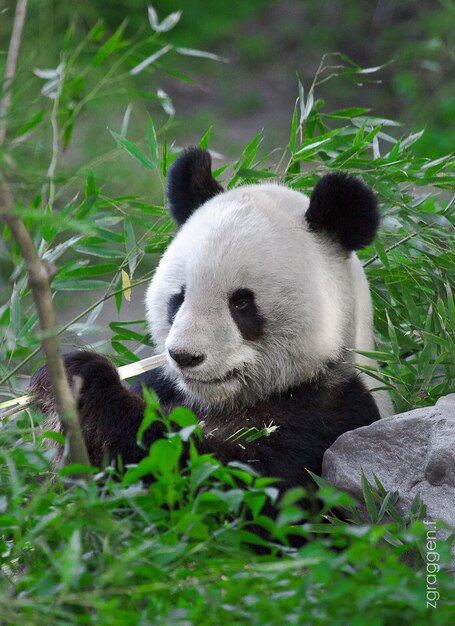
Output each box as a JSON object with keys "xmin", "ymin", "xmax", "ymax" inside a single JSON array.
[
  {"xmin": 436, "ymin": 393, "xmax": 455, "ymax": 408},
  {"xmin": 322, "ymin": 395, "xmax": 455, "ymax": 529}
]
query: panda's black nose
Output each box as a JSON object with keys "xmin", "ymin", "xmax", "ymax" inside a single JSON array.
[{"xmin": 168, "ymin": 350, "xmax": 205, "ymax": 368}]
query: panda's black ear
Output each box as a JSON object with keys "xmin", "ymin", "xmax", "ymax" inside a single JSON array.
[
  {"xmin": 305, "ymin": 172, "xmax": 379, "ymax": 251},
  {"xmin": 166, "ymin": 147, "xmax": 224, "ymax": 225}
]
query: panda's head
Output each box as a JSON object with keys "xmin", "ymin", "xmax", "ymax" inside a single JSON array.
[{"xmin": 145, "ymin": 148, "xmax": 379, "ymax": 410}]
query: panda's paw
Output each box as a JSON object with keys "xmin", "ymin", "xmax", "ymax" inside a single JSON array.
[{"xmin": 30, "ymin": 351, "xmax": 121, "ymax": 415}]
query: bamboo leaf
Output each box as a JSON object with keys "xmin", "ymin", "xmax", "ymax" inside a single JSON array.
[
  {"xmin": 121, "ymin": 269, "xmax": 131, "ymax": 302},
  {"xmin": 110, "ymin": 130, "xmax": 155, "ymax": 169}
]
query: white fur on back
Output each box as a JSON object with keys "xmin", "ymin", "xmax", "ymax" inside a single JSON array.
[{"xmin": 350, "ymin": 255, "xmax": 394, "ymax": 417}]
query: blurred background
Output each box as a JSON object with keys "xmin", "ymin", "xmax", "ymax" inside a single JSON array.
[{"xmin": 1, "ymin": 0, "xmax": 454, "ymax": 177}]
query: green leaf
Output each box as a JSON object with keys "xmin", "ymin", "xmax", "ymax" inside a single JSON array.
[
  {"xmin": 199, "ymin": 126, "xmax": 212, "ymax": 149},
  {"xmin": 136, "ymin": 408, "xmax": 160, "ymax": 445},
  {"xmin": 123, "ymin": 218, "xmax": 137, "ymax": 277},
  {"xmin": 87, "ymin": 19, "xmax": 105, "ymax": 42},
  {"xmin": 294, "ymin": 128, "xmax": 341, "ymax": 158},
  {"xmin": 169, "ymin": 407, "xmax": 199, "ymax": 428},
  {"xmin": 161, "ymin": 130, "xmax": 168, "ymax": 176},
  {"xmin": 147, "ymin": 117, "xmax": 159, "ymax": 167},
  {"xmin": 72, "ymin": 244, "xmax": 123, "ymax": 259},
  {"xmin": 9, "ymin": 283, "xmax": 21, "ymax": 336},
  {"xmin": 289, "ymin": 101, "xmax": 299, "ymax": 153},
  {"xmin": 150, "ymin": 437, "xmax": 183, "ymax": 478},
  {"xmin": 85, "ymin": 171, "xmax": 98, "ymax": 199},
  {"xmin": 376, "ymin": 492, "xmax": 392, "ymax": 521},
  {"xmin": 110, "ymin": 326, "xmax": 147, "ymax": 342},
  {"xmin": 63, "ymin": 263, "xmax": 117, "ymax": 278},
  {"xmin": 190, "ymin": 462, "xmax": 218, "ymax": 491},
  {"xmin": 41, "ymin": 204, "xmax": 57, "ymax": 241},
  {"xmin": 17, "ymin": 111, "xmax": 44, "ymax": 136},
  {"xmin": 93, "ymin": 21, "xmax": 127, "ymax": 65},
  {"xmin": 374, "ymin": 239, "xmax": 390, "ymax": 268},
  {"xmin": 301, "ymin": 88, "xmax": 314, "ymax": 122},
  {"xmin": 234, "ymin": 131, "xmax": 263, "ymax": 170},
  {"xmin": 52, "ymin": 278, "xmax": 109, "ymax": 291},
  {"xmin": 92, "ymin": 228, "xmax": 124, "ymax": 243},
  {"xmin": 41, "ymin": 431, "xmax": 65, "ymax": 445},
  {"xmin": 110, "ymin": 130, "xmax": 155, "ymax": 169},
  {"xmin": 229, "ymin": 131, "xmax": 263, "ymax": 187},
  {"xmin": 326, "ymin": 107, "xmax": 370, "ymax": 119},
  {"xmin": 111, "ymin": 341, "xmax": 138, "ymax": 361},
  {"xmin": 59, "ymin": 464, "xmax": 98, "ymax": 476},
  {"xmin": 361, "ymin": 472, "xmax": 379, "ymax": 522},
  {"xmin": 237, "ymin": 169, "xmax": 275, "ymax": 180},
  {"xmin": 298, "ymin": 79, "xmax": 305, "ymax": 124}
]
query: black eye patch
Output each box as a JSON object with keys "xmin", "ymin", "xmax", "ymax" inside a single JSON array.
[
  {"xmin": 229, "ymin": 288, "xmax": 265, "ymax": 341},
  {"xmin": 167, "ymin": 286, "xmax": 185, "ymax": 325}
]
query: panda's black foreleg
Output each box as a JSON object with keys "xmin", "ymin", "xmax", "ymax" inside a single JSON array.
[{"xmin": 29, "ymin": 351, "xmax": 172, "ymax": 468}]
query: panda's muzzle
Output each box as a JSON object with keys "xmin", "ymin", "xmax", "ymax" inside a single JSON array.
[
  {"xmin": 182, "ymin": 369, "xmax": 240, "ymax": 385},
  {"xmin": 168, "ymin": 349, "xmax": 205, "ymax": 368}
]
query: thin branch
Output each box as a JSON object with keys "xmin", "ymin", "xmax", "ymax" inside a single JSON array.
[
  {"xmin": 0, "ymin": 179, "xmax": 90, "ymax": 466},
  {"xmin": 0, "ymin": 0, "xmax": 29, "ymax": 146}
]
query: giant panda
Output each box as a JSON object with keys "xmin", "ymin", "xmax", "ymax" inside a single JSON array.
[{"xmin": 31, "ymin": 147, "xmax": 393, "ymax": 497}]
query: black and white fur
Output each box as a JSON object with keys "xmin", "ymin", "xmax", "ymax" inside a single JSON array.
[{"xmin": 31, "ymin": 148, "xmax": 392, "ymax": 498}]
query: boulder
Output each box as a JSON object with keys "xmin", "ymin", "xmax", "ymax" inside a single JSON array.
[{"xmin": 322, "ymin": 394, "xmax": 455, "ymax": 530}]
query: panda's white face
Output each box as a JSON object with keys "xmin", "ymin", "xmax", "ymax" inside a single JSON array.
[{"xmin": 145, "ymin": 183, "xmax": 355, "ymax": 410}]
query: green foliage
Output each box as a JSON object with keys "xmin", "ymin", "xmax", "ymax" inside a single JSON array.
[
  {"xmin": 1, "ymin": 7, "xmax": 454, "ymax": 624},
  {"xmin": 1, "ymin": 396, "xmax": 455, "ymax": 625}
]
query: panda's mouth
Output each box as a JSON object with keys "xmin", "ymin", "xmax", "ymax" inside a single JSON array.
[{"xmin": 182, "ymin": 368, "xmax": 240, "ymax": 386}]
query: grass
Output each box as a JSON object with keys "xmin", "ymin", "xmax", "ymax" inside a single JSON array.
[{"xmin": 1, "ymin": 403, "xmax": 455, "ymax": 624}]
